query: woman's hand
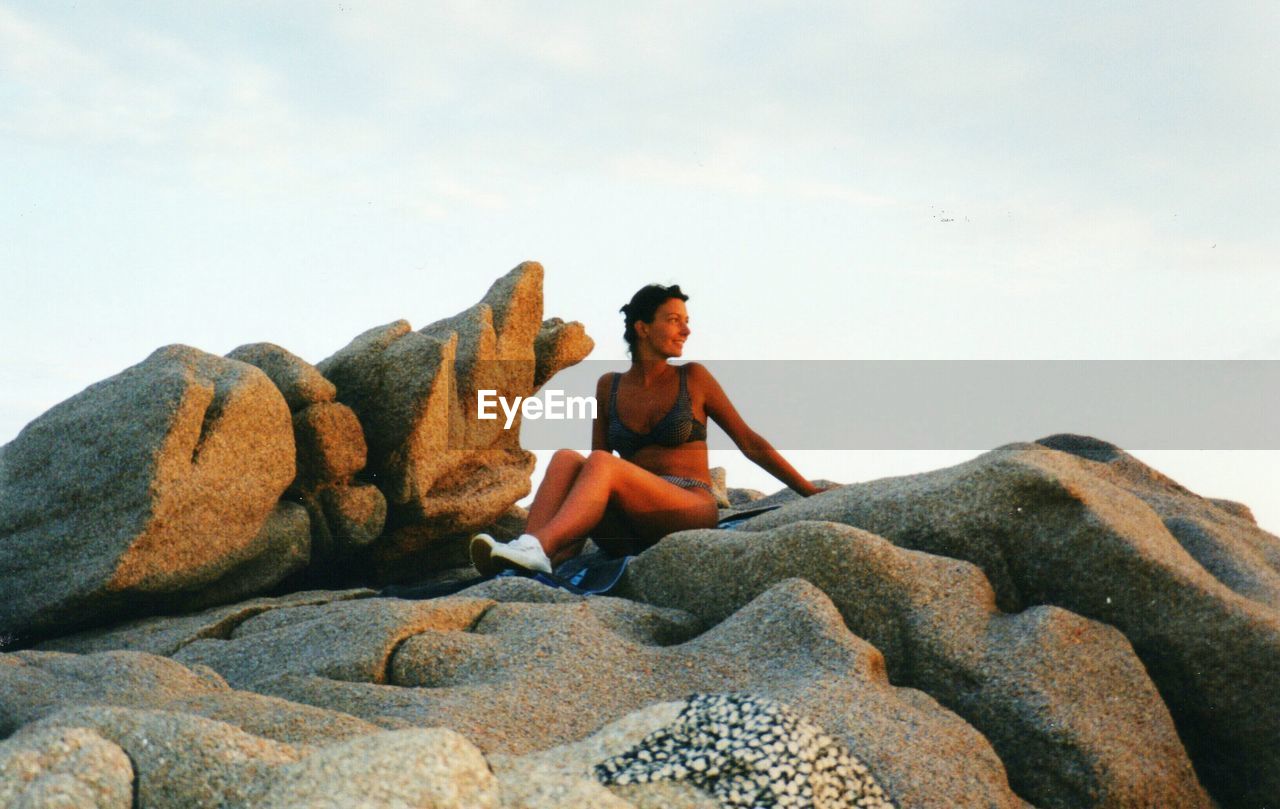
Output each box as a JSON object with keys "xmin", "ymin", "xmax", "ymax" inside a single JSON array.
[{"xmin": 800, "ymin": 482, "xmax": 838, "ymax": 497}]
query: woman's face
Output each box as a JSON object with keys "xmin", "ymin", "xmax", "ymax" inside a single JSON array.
[{"xmin": 638, "ymin": 298, "xmax": 691, "ymax": 358}]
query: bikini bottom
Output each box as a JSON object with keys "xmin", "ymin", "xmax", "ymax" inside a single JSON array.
[{"xmin": 658, "ymin": 475, "xmax": 714, "ymax": 493}]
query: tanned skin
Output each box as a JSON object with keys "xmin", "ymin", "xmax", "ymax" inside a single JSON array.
[{"xmin": 524, "ymin": 297, "xmax": 826, "ymax": 564}]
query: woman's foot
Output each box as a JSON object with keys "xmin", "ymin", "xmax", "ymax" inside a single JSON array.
[{"xmin": 469, "ymin": 533, "xmax": 553, "ymax": 576}]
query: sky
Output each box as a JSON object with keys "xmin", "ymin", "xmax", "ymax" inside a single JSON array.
[{"xmin": 3, "ymin": 2, "xmax": 1279, "ymax": 530}]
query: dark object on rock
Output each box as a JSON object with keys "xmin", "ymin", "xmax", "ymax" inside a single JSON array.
[{"xmin": 596, "ymin": 693, "xmax": 895, "ymax": 809}]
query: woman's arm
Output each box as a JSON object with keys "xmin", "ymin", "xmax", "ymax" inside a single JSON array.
[
  {"xmin": 688, "ymin": 363, "xmax": 824, "ymax": 496},
  {"xmin": 591, "ymin": 373, "xmax": 613, "ymax": 453}
]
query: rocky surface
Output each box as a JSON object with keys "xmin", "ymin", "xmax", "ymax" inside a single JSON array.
[
  {"xmin": 0, "ymin": 345, "xmax": 299, "ymax": 642},
  {"xmin": 2, "ymin": 271, "xmax": 1273, "ymax": 808},
  {"xmin": 0, "ymin": 725, "xmax": 134, "ymax": 809},
  {"xmin": 623, "ymin": 521, "xmax": 1208, "ymax": 809},
  {"xmin": 743, "ymin": 439, "xmax": 1280, "ymax": 809}
]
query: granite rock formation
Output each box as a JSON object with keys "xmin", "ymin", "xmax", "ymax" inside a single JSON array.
[
  {"xmin": 316, "ymin": 261, "xmax": 593, "ymax": 578},
  {"xmin": 0, "ymin": 263, "xmax": 592, "ymax": 644},
  {"xmin": 227, "ymin": 342, "xmax": 388, "ymax": 579},
  {"xmin": 743, "ymin": 438, "xmax": 1280, "ymax": 809},
  {"xmin": 623, "ymin": 521, "xmax": 1209, "ymax": 809},
  {"xmin": 0, "ymin": 345, "xmax": 301, "ymax": 642}
]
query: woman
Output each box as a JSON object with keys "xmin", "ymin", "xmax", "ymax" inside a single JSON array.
[{"xmin": 470, "ymin": 283, "xmax": 827, "ymax": 575}]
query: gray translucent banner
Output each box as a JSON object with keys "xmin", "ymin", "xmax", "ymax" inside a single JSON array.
[{"xmin": 459, "ymin": 361, "xmax": 1280, "ymax": 450}]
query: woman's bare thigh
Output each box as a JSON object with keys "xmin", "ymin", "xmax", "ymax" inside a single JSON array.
[{"xmin": 607, "ymin": 463, "xmax": 719, "ymax": 542}]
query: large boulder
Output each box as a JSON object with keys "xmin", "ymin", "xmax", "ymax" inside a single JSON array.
[
  {"xmin": 1034, "ymin": 434, "xmax": 1280, "ymax": 608},
  {"xmin": 317, "ymin": 262, "xmax": 593, "ymax": 578},
  {"xmin": 623, "ymin": 521, "xmax": 1209, "ymax": 809},
  {"xmin": 743, "ymin": 439, "xmax": 1280, "ymax": 809},
  {"xmin": 0, "ymin": 345, "xmax": 300, "ymax": 642}
]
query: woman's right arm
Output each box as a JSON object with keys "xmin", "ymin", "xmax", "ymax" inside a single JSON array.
[{"xmin": 591, "ymin": 373, "xmax": 612, "ymax": 452}]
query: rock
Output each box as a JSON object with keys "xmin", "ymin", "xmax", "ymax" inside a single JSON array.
[
  {"xmin": 187, "ymin": 500, "xmax": 311, "ymax": 611},
  {"xmin": 0, "ymin": 345, "xmax": 297, "ymax": 642},
  {"xmin": 708, "ymin": 466, "xmax": 731, "ymax": 508},
  {"xmin": 1209, "ymin": 497, "xmax": 1256, "ymax": 523},
  {"xmin": 1035, "ymin": 434, "xmax": 1280, "ymax": 608},
  {"xmin": 35, "ymin": 588, "xmax": 375, "ymax": 657},
  {"xmin": 298, "ymin": 484, "xmax": 388, "ymax": 580},
  {"xmin": 255, "ymin": 727, "xmax": 499, "ymax": 809},
  {"xmin": 0, "ymin": 650, "xmax": 381, "ymax": 747},
  {"xmin": 743, "ymin": 440, "xmax": 1279, "ymax": 809},
  {"xmin": 318, "ymin": 484, "xmax": 387, "ymax": 553},
  {"xmin": 180, "ymin": 579, "xmax": 1029, "ymax": 807},
  {"xmin": 225, "ymin": 342, "xmax": 336, "ymax": 412},
  {"xmin": 285, "ymin": 397, "xmax": 382, "ymax": 578},
  {"xmin": 623, "ymin": 521, "xmax": 1208, "ymax": 809},
  {"xmin": 0, "ymin": 725, "xmax": 134, "ymax": 809},
  {"xmin": 18, "ymin": 704, "xmax": 497, "ymax": 809},
  {"xmin": 291, "ymin": 402, "xmax": 367, "ymax": 487},
  {"xmin": 490, "ymin": 701, "xmax": 716, "ymax": 809},
  {"xmin": 533, "ymin": 316, "xmax": 594, "ymax": 390},
  {"xmin": 173, "ymin": 597, "xmax": 495, "ymax": 688},
  {"xmin": 483, "ymin": 503, "xmax": 530, "ymax": 540},
  {"xmin": 726, "ymin": 487, "xmax": 765, "ymax": 506},
  {"xmin": 18, "ymin": 705, "xmax": 302, "ymax": 809},
  {"xmin": 317, "ymin": 262, "xmax": 593, "ymax": 577}
]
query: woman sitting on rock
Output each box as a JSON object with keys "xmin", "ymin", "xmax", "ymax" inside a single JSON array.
[{"xmin": 470, "ymin": 283, "xmax": 827, "ymax": 575}]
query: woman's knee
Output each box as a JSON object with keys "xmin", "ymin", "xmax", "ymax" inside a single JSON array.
[
  {"xmin": 579, "ymin": 449, "xmax": 620, "ymax": 485},
  {"xmin": 549, "ymin": 448, "xmax": 586, "ymax": 470},
  {"xmin": 585, "ymin": 449, "xmax": 614, "ymax": 465},
  {"xmin": 583, "ymin": 449, "xmax": 618, "ymax": 475}
]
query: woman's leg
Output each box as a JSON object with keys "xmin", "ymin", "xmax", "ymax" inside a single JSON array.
[
  {"xmin": 532, "ymin": 450, "xmax": 718, "ymax": 558},
  {"xmin": 520, "ymin": 449, "xmax": 631, "ymax": 564},
  {"xmin": 524, "ymin": 449, "xmax": 587, "ymax": 537}
]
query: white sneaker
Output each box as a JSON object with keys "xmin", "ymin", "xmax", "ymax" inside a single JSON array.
[
  {"xmin": 469, "ymin": 533, "xmax": 500, "ymax": 576},
  {"xmin": 470, "ymin": 533, "xmax": 553, "ymax": 576}
]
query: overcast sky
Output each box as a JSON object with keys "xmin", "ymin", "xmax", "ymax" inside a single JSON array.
[{"xmin": 3, "ymin": 2, "xmax": 1278, "ymax": 529}]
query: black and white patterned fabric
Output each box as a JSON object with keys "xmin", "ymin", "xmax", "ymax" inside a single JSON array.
[{"xmin": 594, "ymin": 693, "xmax": 895, "ymax": 809}]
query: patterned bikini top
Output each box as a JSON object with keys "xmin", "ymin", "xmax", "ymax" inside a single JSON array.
[{"xmin": 607, "ymin": 365, "xmax": 708, "ymax": 459}]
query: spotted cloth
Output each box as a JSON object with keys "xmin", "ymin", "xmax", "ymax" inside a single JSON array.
[{"xmin": 594, "ymin": 693, "xmax": 895, "ymax": 809}]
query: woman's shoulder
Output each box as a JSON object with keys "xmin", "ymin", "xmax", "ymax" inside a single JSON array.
[
  {"xmin": 680, "ymin": 361, "xmax": 713, "ymax": 382},
  {"xmin": 679, "ymin": 362, "xmax": 721, "ymax": 395},
  {"xmin": 595, "ymin": 371, "xmax": 620, "ymax": 395}
]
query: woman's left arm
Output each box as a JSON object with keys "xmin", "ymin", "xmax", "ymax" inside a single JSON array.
[{"xmin": 689, "ymin": 363, "xmax": 828, "ymax": 497}]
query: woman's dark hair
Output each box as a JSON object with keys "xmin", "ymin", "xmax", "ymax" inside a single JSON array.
[{"xmin": 620, "ymin": 283, "xmax": 689, "ymax": 358}]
